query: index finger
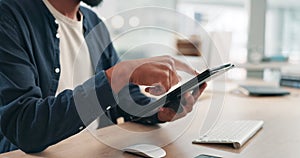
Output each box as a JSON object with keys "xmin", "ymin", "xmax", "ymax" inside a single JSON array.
[
  {"xmin": 144, "ymin": 56, "xmax": 198, "ymax": 75},
  {"xmin": 172, "ymin": 58, "xmax": 198, "ymax": 75}
]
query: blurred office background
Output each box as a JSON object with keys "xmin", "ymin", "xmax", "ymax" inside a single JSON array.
[{"xmin": 87, "ymin": 0, "xmax": 300, "ymax": 82}]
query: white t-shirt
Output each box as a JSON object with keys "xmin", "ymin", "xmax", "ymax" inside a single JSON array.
[{"xmin": 43, "ymin": 0, "xmax": 94, "ymax": 95}]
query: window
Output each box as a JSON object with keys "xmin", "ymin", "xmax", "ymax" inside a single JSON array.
[
  {"xmin": 177, "ymin": 1, "xmax": 248, "ymax": 80},
  {"xmin": 177, "ymin": 2, "xmax": 248, "ymax": 64},
  {"xmin": 265, "ymin": 1, "xmax": 300, "ymax": 63}
]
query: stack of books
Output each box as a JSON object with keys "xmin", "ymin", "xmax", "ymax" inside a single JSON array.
[{"xmin": 280, "ymin": 65, "xmax": 300, "ymax": 88}]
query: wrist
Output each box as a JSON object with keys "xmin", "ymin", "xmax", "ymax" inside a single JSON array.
[{"xmin": 105, "ymin": 62, "xmax": 131, "ymax": 93}]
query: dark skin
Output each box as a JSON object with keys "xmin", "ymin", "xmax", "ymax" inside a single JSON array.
[{"xmin": 47, "ymin": 0, "xmax": 207, "ymax": 122}]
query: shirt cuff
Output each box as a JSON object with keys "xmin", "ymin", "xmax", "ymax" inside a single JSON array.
[
  {"xmin": 73, "ymin": 71, "xmax": 118, "ymax": 126},
  {"xmin": 133, "ymin": 112, "xmax": 166, "ymax": 125}
]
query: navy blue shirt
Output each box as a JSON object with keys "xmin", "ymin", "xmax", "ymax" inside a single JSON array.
[{"xmin": 0, "ymin": 0, "xmax": 160, "ymax": 154}]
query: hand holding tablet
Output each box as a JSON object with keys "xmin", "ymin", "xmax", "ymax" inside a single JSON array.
[
  {"xmin": 139, "ymin": 63, "xmax": 235, "ymax": 117},
  {"xmin": 160, "ymin": 63, "xmax": 235, "ymax": 113}
]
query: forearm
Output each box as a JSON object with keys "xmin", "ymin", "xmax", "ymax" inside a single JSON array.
[
  {"xmin": 105, "ymin": 61, "xmax": 131, "ymax": 94},
  {"xmin": 0, "ymin": 71, "xmax": 117, "ymax": 153},
  {"xmin": 0, "ymin": 90, "xmax": 84, "ymax": 153}
]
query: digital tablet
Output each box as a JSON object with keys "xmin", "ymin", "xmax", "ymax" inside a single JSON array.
[
  {"xmin": 149, "ymin": 63, "xmax": 235, "ymax": 114},
  {"xmin": 137, "ymin": 63, "xmax": 235, "ymax": 117}
]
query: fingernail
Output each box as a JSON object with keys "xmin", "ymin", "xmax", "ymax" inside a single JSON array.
[{"xmin": 145, "ymin": 87, "xmax": 149, "ymax": 92}]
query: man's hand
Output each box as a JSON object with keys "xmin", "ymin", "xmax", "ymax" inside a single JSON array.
[
  {"xmin": 106, "ymin": 55, "xmax": 197, "ymax": 95},
  {"xmin": 157, "ymin": 83, "xmax": 207, "ymax": 122}
]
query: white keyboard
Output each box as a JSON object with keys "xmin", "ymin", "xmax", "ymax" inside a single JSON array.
[{"xmin": 193, "ymin": 120, "xmax": 264, "ymax": 149}]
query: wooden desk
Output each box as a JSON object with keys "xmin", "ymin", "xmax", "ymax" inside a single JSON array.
[{"xmin": 2, "ymin": 80, "xmax": 300, "ymax": 158}]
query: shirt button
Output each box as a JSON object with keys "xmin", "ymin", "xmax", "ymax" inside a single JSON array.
[
  {"xmin": 79, "ymin": 126, "xmax": 84, "ymax": 130},
  {"xmin": 106, "ymin": 106, "xmax": 111, "ymax": 111},
  {"xmin": 56, "ymin": 33, "xmax": 60, "ymax": 38},
  {"xmin": 55, "ymin": 68, "xmax": 60, "ymax": 73},
  {"xmin": 54, "ymin": 19, "xmax": 59, "ymax": 24}
]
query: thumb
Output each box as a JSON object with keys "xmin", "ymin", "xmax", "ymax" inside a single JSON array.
[{"xmin": 145, "ymin": 85, "xmax": 167, "ymax": 96}]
